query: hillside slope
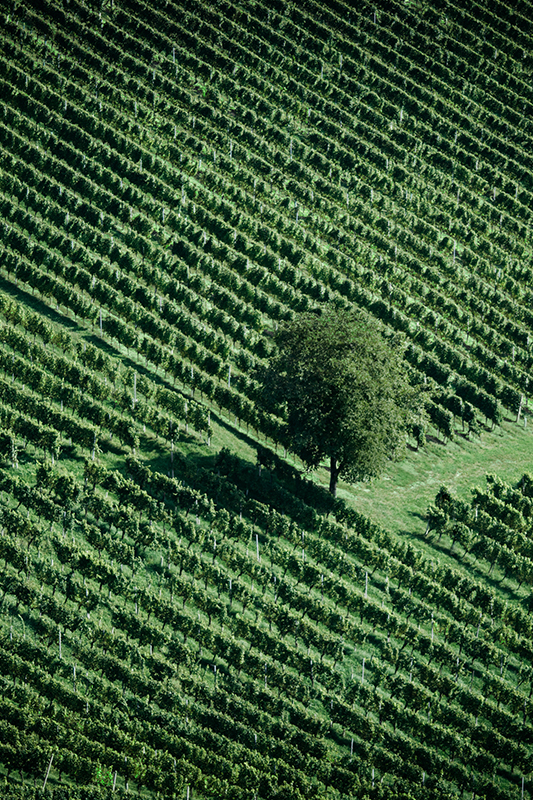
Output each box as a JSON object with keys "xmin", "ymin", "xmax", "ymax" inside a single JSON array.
[{"xmin": 0, "ymin": 0, "xmax": 533, "ymax": 797}]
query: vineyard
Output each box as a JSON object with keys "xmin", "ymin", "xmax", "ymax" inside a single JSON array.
[{"xmin": 0, "ymin": 0, "xmax": 533, "ymax": 797}]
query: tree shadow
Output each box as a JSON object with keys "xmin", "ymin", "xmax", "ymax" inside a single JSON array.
[{"xmin": 144, "ymin": 436, "xmax": 337, "ymax": 530}]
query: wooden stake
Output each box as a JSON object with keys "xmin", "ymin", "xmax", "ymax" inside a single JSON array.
[
  {"xmin": 42, "ymin": 753, "xmax": 54, "ymax": 790},
  {"xmin": 516, "ymin": 394, "xmax": 523, "ymax": 423}
]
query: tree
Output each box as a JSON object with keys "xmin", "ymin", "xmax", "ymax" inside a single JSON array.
[{"xmin": 258, "ymin": 307, "xmax": 422, "ymax": 496}]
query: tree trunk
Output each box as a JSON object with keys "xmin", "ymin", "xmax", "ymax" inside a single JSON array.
[{"xmin": 329, "ymin": 456, "xmax": 340, "ymax": 496}]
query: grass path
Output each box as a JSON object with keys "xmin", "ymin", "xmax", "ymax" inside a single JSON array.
[
  {"xmin": 302, "ymin": 418, "xmax": 533, "ymax": 533},
  {"xmin": 8, "ymin": 278, "xmax": 531, "ymax": 547},
  {"xmin": 336, "ymin": 416, "xmax": 533, "ymax": 536},
  {"xmin": 182, "ymin": 404, "xmax": 533, "ymax": 546}
]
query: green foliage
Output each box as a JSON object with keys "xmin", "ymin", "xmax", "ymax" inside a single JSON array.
[
  {"xmin": 258, "ymin": 308, "xmax": 423, "ymax": 494},
  {"xmin": 0, "ymin": 0, "xmax": 532, "ymax": 797}
]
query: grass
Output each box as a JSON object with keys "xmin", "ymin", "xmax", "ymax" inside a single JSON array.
[
  {"xmin": 4, "ymin": 359, "xmax": 531, "ymax": 797},
  {"xmin": 12, "ymin": 267, "xmax": 533, "ymax": 550},
  {"xmin": 182, "ymin": 402, "xmax": 533, "ymax": 552},
  {"xmin": 304, "ymin": 415, "xmax": 533, "ymax": 537},
  {"xmin": 2, "ymin": 1, "xmax": 532, "ymax": 793},
  {"xmin": 3, "ymin": 260, "xmax": 533, "ymax": 800}
]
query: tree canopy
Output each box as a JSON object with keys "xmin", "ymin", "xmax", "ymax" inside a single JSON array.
[{"xmin": 258, "ymin": 307, "xmax": 423, "ymax": 496}]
